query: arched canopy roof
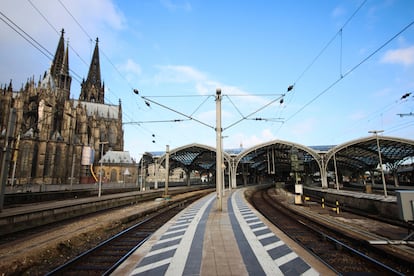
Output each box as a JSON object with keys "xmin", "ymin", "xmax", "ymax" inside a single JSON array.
[
  {"xmin": 157, "ymin": 143, "xmax": 231, "ymax": 172},
  {"xmin": 235, "ymin": 139, "xmax": 323, "ymax": 174},
  {"xmin": 140, "ymin": 136, "xmax": 414, "ymax": 179},
  {"xmin": 325, "ymin": 136, "xmax": 414, "ymax": 171}
]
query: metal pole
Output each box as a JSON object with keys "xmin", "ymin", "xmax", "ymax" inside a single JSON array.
[
  {"xmin": 140, "ymin": 157, "xmax": 144, "ymax": 191},
  {"xmin": 164, "ymin": 145, "xmax": 170, "ymax": 198},
  {"xmin": 136, "ymin": 163, "xmax": 139, "ymax": 188},
  {"xmin": 369, "ymin": 130, "xmax": 387, "ymax": 197},
  {"xmin": 222, "ymin": 144, "xmax": 225, "ymax": 197},
  {"xmin": 376, "ymin": 136, "xmax": 388, "ymax": 197},
  {"xmin": 11, "ymin": 133, "xmax": 20, "ymax": 188},
  {"xmin": 216, "ymin": 88, "xmax": 222, "ymax": 211},
  {"xmin": 98, "ymin": 144, "xmax": 103, "ymax": 197},
  {"xmin": 333, "ymin": 152, "xmax": 339, "ymax": 190},
  {"xmin": 154, "ymin": 159, "xmax": 158, "ymax": 189},
  {"xmin": 98, "ymin": 141, "xmax": 108, "ymax": 197}
]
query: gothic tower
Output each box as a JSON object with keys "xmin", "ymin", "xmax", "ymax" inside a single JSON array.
[
  {"xmin": 79, "ymin": 38, "xmax": 104, "ymax": 103},
  {"xmin": 50, "ymin": 29, "xmax": 72, "ymax": 99},
  {"xmin": 1, "ymin": 29, "xmax": 125, "ymax": 185}
]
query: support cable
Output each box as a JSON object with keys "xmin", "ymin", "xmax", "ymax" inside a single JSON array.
[
  {"xmin": 224, "ymin": 95, "xmax": 245, "ymax": 118},
  {"xmin": 339, "ymin": 28, "xmax": 343, "ymax": 78},
  {"xmin": 190, "ymin": 95, "xmax": 213, "ymax": 117},
  {"xmin": 280, "ymin": 0, "xmax": 368, "ymax": 123},
  {"xmin": 0, "ymin": 11, "xmax": 53, "ymax": 59},
  {"xmin": 293, "ymin": 0, "xmax": 367, "ymax": 86},
  {"xmin": 141, "ymin": 96, "xmax": 215, "ymax": 130},
  {"xmin": 285, "ymin": 19, "xmax": 414, "ymax": 123},
  {"xmin": 28, "ymin": 0, "xmax": 90, "ymax": 69},
  {"xmin": 224, "ymin": 94, "xmax": 285, "ymax": 130}
]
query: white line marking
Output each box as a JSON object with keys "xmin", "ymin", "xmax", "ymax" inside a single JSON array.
[
  {"xmin": 164, "ymin": 194, "xmax": 215, "ymax": 276},
  {"xmin": 131, "ymin": 257, "xmax": 172, "ymax": 275}
]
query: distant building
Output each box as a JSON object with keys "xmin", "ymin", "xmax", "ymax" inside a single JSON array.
[
  {"xmin": 98, "ymin": 150, "xmax": 137, "ymax": 184},
  {"xmin": 0, "ymin": 29, "xmax": 126, "ymax": 185}
]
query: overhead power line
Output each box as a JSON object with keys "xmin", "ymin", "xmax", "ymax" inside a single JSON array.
[
  {"xmin": 0, "ymin": 10, "xmax": 53, "ymax": 59},
  {"xmin": 0, "ymin": 9, "xmax": 86, "ymax": 84},
  {"xmin": 28, "ymin": 0, "xmax": 90, "ymax": 69},
  {"xmin": 56, "ymin": 0, "xmax": 143, "ymax": 131},
  {"xmin": 293, "ymin": 0, "xmax": 368, "ymax": 86},
  {"xmin": 279, "ymin": 0, "xmax": 368, "ymax": 123},
  {"xmin": 285, "ymin": 19, "xmax": 414, "ymax": 123}
]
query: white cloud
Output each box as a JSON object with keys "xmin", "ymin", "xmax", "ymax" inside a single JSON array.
[
  {"xmin": 348, "ymin": 110, "xmax": 366, "ymax": 121},
  {"xmin": 331, "ymin": 6, "xmax": 346, "ymax": 18},
  {"xmin": 0, "ymin": 0, "xmax": 126, "ymax": 87},
  {"xmin": 119, "ymin": 59, "xmax": 142, "ymax": 76},
  {"xmin": 381, "ymin": 46, "xmax": 414, "ymax": 66},
  {"xmin": 152, "ymin": 65, "xmax": 275, "ymax": 109},
  {"xmin": 231, "ymin": 128, "xmax": 276, "ymax": 149},
  {"xmin": 290, "ymin": 118, "xmax": 317, "ymax": 136},
  {"xmin": 154, "ymin": 65, "xmax": 207, "ymax": 84},
  {"xmin": 160, "ymin": 0, "xmax": 192, "ymax": 12}
]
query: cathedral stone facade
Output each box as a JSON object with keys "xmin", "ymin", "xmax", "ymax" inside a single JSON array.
[{"xmin": 0, "ymin": 29, "xmax": 125, "ymax": 185}]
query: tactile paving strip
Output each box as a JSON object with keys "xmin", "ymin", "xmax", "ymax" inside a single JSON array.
[
  {"xmin": 130, "ymin": 194, "xmax": 215, "ymax": 276},
  {"xmin": 229, "ymin": 190, "xmax": 319, "ymax": 276}
]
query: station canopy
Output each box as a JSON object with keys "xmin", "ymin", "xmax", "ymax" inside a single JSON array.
[
  {"xmin": 325, "ymin": 136, "xmax": 414, "ymax": 172},
  {"xmin": 145, "ymin": 143, "xmax": 229, "ymax": 173},
  {"xmin": 141, "ymin": 136, "xmax": 414, "ymax": 176}
]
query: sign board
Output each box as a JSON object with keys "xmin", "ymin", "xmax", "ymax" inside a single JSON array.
[
  {"xmin": 81, "ymin": 146, "xmax": 95, "ymax": 165},
  {"xmin": 396, "ymin": 190, "xmax": 414, "ymax": 222}
]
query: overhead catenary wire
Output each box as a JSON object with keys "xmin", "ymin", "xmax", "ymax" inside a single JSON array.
[
  {"xmin": 279, "ymin": 0, "xmax": 368, "ymax": 122},
  {"xmin": 0, "ymin": 11, "xmax": 53, "ymax": 60},
  {"xmin": 293, "ymin": 0, "xmax": 367, "ymax": 86},
  {"xmin": 224, "ymin": 94, "xmax": 285, "ymax": 131},
  {"xmin": 386, "ymin": 121, "xmax": 414, "ymax": 135},
  {"xmin": 0, "ymin": 9, "xmax": 85, "ymax": 85},
  {"xmin": 141, "ymin": 96, "xmax": 215, "ymax": 130},
  {"xmin": 57, "ymin": 0, "xmax": 136, "ymax": 93},
  {"xmin": 28, "ymin": 0, "xmax": 90, "ymax": 69},
  {"xmin": 123, "ymin": 119, "xmax": 190, "ymax": 124},
  {"xmin": 334, "ymin": 91, "xmax": 413, "ymax": 140},
  {"xmin": 285, "ymin": 19, "xmax": 414, "ymax": 124},
  {"xmin": 54, "ymin": 0, "xmax": 146, "ymax": 136},
  {"xmin": 1, "ymin": 2, "xmax": 141, "ymax": 138}
]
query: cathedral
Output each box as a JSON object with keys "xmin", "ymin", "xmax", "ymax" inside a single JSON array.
[{"xmin": 0, "ymin": 29, "xmax": 126, "ymax": 185}]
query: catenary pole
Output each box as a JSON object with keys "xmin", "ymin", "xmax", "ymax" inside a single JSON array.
[{"xmin": 216, "ymin": 88, "xmax": 222, "ymax": 211}]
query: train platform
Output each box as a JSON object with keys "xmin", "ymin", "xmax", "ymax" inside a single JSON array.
[{"xmin": 113, "ymin": 189, "xmax": 335, "ymax": 276}]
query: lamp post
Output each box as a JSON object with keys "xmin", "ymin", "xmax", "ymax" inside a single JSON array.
[
  {"xmin": 164, "ymin": 145, "xmax": 170, "ymax": 198},
  {"xmin": 333, "ymin": 152, "xmax": 339, "ymax": 191},
  {"xmin": 368, "ymin": 130, "xmax": 387, "ymax": 198},
  {"xmin": 216, "ymin": 88, "xmax": 223, "ymax": 211},
  {"xmin": 140, "ymin": 156, "xmax": 144, "ymax": 191},
  {"xmin": 154, "ymin": 157, "xmax": 159, "ymax": 189},
  {"xmin": 98, "ymin": 141, "xmax": 108, "ymax": 197}
]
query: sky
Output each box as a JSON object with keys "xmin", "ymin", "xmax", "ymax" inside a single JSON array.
[{"xmin": 1, "ymin": 0, "xmax": 414, "ymax": 160}]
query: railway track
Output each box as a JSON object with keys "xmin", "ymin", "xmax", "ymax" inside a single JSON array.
[
  {"xmin": 45, "ymin": 196, "xmax": 201, "ymax": 275},
  {"xmin": 249, "ymin": 187, "xmax": 412, "ymax": 275}
]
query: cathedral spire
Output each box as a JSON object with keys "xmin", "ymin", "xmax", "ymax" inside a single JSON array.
[
  {"xmin": 61, "ymin": 40, "xmax": 69, "ymax": 76},
  {"xmin": 79, "ymin": 37, "xmax": 104, "ymax": 103},
  {"xmin": 50, "ymin": 29, "xmax": 65, "ymax": 80},
  {"xmin": 87, "ymin": 38, "xmax": 102, "ymax": 87}
]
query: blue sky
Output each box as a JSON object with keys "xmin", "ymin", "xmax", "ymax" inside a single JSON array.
[{"xmin": 1, "ymin": 0, "xmax": 414, "ymax": 160}]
